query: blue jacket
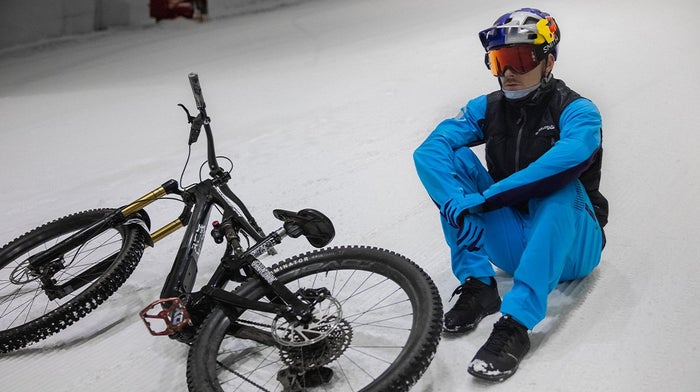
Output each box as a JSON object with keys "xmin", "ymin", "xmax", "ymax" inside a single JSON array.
[{"xmin": 414, "ymin": 79, "xmax": 607, "ymax": 226}]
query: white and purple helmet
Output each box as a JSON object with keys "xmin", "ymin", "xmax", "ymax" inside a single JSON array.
[{"xmin": 479, "ymin": 8, "xmax": 561, "ymax": 60}]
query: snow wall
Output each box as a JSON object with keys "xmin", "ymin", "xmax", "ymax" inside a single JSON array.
[{"xmin": 0, "ymin": 0, "xmax": 311, "ymax": 51}]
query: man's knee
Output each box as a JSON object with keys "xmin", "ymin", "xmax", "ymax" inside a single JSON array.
[{"xmin": 453, "ymin": 147, "xmax": 493, "ymax": 192}]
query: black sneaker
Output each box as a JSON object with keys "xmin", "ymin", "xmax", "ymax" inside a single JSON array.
[
  {"xmin": 443, "ymin": 277, "xmax": 501, "ymax": 333},
  {"xmin": 467, "ymin": 315, "xmax": 530, "ymax": 382}
]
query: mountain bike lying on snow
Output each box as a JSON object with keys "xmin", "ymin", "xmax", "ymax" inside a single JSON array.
[{"xmin": 0, "ymin": 74, "xmax": 442, "ymax": 391}]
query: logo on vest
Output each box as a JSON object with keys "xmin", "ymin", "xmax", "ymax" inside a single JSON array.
[{"xmin": 535, "ymin": 124, "xmax": 556, "ymax": 136}]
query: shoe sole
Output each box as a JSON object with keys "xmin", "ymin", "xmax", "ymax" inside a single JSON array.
[
  {"xmin": 442, "ymin": 303, "xmax": 500, "ymax": 334},
  {"xmin": 442, "ymin": 317, "xmax": 480, "ymax": 333},
  {"xmin": 467, "ymin": 362, "xmax": 518, "ymax": 382}
]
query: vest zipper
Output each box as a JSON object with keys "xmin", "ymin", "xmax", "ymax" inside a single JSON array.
[{"xmin": 514, "ymin": 107, "xmax": 527, "ymax": 172}]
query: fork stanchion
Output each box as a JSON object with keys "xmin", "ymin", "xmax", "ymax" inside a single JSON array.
[{"xmin": 149, "ymin": 219, "xmax": 185, "ymax": 246}]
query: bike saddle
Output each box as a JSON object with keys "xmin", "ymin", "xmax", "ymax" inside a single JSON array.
[{"xmin": 273, "ymin": 209, "xmax": 335, "ymax": 248}]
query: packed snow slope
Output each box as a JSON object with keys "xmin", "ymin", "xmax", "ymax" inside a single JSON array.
[{"xmin": 1, "ymin": 0, "xmax": 698, "ymax": 391}]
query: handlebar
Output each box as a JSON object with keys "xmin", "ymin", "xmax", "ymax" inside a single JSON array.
[
  {"xmin": 184, "ymin": 72, "xmax": 267, "ymax": 240},
  {"xmin": 188, "ymin": 73, "xmax": 206, "ymax": 110},
  {"xmin": 186, "ymin": 73, "xmax": 220, "ymax": 175}
]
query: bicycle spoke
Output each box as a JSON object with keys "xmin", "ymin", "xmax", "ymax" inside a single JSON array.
[
  {"xmin": 0, "ymin": 286, "xmax": 31, "ymax": 325},
  {"xmin": 0, "ymin": 209, "xmax": 147, "ymax": 353},
  {"xmin": 341, "ymin": 350, "xmax": 377, "ymax": 380},
  {"xmin": 350, "ymin": 313, "xmax": 414, "ymax": 330},
  {"xmin": 343, "ymin": 298, "xmax": 410, "ymax": 321},
  {"xmin": 189, "ymin": 247, "xmax": 441, "ymax": 392}
]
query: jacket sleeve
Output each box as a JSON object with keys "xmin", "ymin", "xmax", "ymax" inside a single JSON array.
[
  {"xmin": 413, "ymin": 95, "xmax": 488, "ymax": 208},
  {"xmin": 482, "ymin": 98, "xmax": 602, "ymax": 209}
]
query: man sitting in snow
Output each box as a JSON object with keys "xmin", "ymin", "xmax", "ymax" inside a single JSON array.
[{"xmin": 413, "ymin": 8, "xmax": 608, "ymax": 381}]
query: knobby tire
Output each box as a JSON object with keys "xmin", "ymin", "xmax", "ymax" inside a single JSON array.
[
  {"xmin": 0, "ymin": 209, "xmax": 147, "ymax": 353},
  {"xmin": 186, "ymin": 246, "xmax": 443, "ymax": 392}
]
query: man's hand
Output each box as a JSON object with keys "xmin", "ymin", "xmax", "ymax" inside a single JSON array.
[{"xmin": 441, "ymin": 193, "xmax": 486, "ymax": 228}]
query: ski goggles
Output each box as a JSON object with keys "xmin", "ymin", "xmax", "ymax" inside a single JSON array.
[{"xmin": 484, "ymin": 44, "xmax": 543, "ymax": 76}]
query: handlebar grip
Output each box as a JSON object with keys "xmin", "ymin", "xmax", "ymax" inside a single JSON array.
[{"xmin": 188, "ymin": 73, "xmax": 206, "ymax": 110}]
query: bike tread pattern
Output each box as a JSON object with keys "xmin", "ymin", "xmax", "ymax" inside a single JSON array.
[
  {"xmin": 0, "ymin": 209, "xmax": 148, "ymax": 353},
  {"xmin": 187, "ymin": 245, "xmax": 443, "ymax": 392},
  {"xmin": 269, "ymin": 246, "xmax": 443, "ymax": 392}
]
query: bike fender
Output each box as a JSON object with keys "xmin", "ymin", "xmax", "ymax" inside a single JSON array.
[{"xmin": 124, "ymin": 210, "xmax": 153, "ymax": 246}]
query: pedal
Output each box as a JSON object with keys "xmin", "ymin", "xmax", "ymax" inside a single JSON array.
[{"xmin": 139, "ymin": 297, "xmax": 191, "ymax": 336}]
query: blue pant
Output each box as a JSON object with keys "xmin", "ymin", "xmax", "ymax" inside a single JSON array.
[{"xmin": 441, "ymin": 148, "xmax": 603, "ymax": 329}]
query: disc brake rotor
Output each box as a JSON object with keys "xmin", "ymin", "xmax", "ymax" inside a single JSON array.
[
  {"xmin": 271, "ymin": 295, "xmax": 343, "ymax": 347},
  {"xmin": 10, "ymin": 260, "xmax": 39, "ymax": 284}
]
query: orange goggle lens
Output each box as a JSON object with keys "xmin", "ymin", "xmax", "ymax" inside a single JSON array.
[{"xmin": 486, "ymin": 45, "xmax": 541, "ymax": 76}]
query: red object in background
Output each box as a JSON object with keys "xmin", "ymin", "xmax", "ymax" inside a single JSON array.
[{"xmin": 150, "ymin": 0, "xmax": 195, "ymax": 22}]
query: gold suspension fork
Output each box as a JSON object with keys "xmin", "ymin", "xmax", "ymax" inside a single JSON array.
[
  {"xmin": 119, "ymin": 179, "xmax": 186, "ymax": 246},
  {"xmin": 149, "ymin": 220, "xmax": 184, "ymax": 245}
]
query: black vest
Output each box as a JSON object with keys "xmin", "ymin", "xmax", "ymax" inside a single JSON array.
[{"xmin": 480, "ymin": 79, "xmax": 608, "ymax": 228}]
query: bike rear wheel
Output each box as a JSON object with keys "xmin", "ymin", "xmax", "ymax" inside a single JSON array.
[
  {"xmin": 187, "ymin": 246, "xmax": 443, "ymax": 392},
  {"xmin": 0, "ymin": 209, "xmax": 148, "ymax": 353}
]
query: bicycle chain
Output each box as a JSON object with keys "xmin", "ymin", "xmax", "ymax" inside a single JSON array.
[
  {"xmin": 224, "ymin": 319, "xmax": 294, "ymax": 392},
  {"xmin": 279, "ymin": 318, "xmax": 352, "ymax": 368},
  {"xmin": 217, "ymin": 360, "xmax": 272, "ymax": 392},
  {"xmin": 231, "ymin": 317, "xmax": 350, "ymax": 391},
  {"xmin": 236, "ymin": 318, "xmax": 273, "ymax": 329}
]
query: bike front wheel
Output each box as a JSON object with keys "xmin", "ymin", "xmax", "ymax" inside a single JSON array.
[
  {"xmin": 187, "ymin": 246, "xmax": 443, "ymax": 392},
  {"xmin": 0, "ymin": 209, "xmax": 148, "ymax": 353}
]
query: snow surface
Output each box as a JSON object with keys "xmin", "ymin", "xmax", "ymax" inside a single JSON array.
[{"xmin": 1, "ymin": 0, "xmax": 699, "ymax": 391}]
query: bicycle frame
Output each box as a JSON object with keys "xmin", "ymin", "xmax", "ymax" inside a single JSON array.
[
  {"xmin": 138, "ymin": 175, "xmax": 318, "ymax": 336},
  {"xmin": 0, "ymin": 73, "xmax": 443, "ymax": 390},
  {"xmin": 25, "ymin": 73, "xmax": 335, "ymax": 339}
]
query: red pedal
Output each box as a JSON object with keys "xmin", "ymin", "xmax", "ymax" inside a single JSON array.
[{"xmin": 139, "ymin": 297, "xmax": 191, "ymax": 336}]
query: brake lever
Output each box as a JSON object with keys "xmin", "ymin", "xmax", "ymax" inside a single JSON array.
[
  {"xmin": 177, "ymin": 104, "xmax": 203, "ymax": 145},
  {"xmin": 178, "ymin": 103, "xmax": 194, "ymax": 123}
]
